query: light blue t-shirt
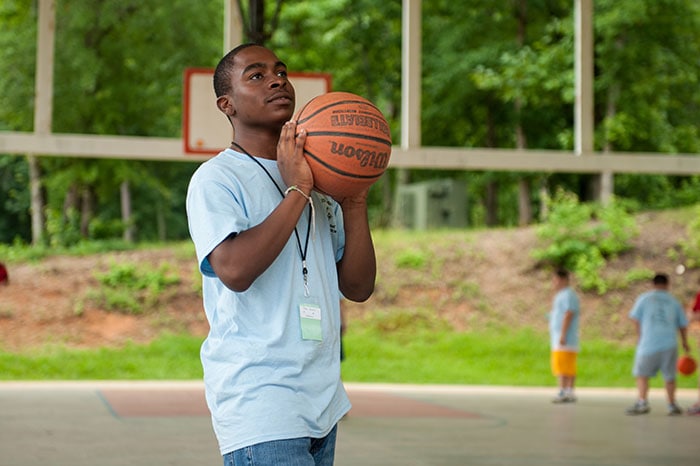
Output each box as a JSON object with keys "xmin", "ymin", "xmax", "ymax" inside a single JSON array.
[
  {"xmin": 629, "ymin": 290, "xmax": 688, "ymax": 356},
  {"xmin": 549, "ymin": 287, "xmax": 581, "ymax": 352},
  {"xmin": 186, "ymin": 149, "xmax": 350, "ymax": 455}
]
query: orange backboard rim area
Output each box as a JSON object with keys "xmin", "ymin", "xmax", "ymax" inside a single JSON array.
[{"xmin": 183, "ymin": 68, "xmax": 332, "ymax": 156}]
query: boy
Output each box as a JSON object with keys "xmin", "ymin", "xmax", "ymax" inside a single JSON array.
[
  {"xmin": 626, "ymin": 273, "xmax": 689, "ymax": 416},
  {"xmin": 549, "ymin": 269, "xmax": 581, "ymax": 403},
  {"xmin": 186, "ymin": 44, "xmax": 376, "ymax": 465}
]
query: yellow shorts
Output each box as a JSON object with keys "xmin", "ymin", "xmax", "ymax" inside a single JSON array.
[{"xmin": 551, "ymin": 351, "xmax": 577, "ymax": 377}]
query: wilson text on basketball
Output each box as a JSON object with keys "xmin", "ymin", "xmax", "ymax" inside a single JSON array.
[{"xmin": 329, "ymin": 142, "xmax": 389, "ymax": 169}]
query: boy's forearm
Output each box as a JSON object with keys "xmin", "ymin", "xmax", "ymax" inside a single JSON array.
[{"xmin": 337, "ymin": 203, "xmax": 376, "ymax": 302}]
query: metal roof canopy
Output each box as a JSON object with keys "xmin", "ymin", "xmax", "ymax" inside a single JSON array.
[{"xmin": 0, "ymin": 0, "xmax": 698, "ymax": 177}]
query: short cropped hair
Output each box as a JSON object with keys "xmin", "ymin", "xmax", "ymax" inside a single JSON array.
[
  {"xmin": 213, "ymin": 43, "xmax": 261, "ymax": 97},
  {"xmin": 652, "ymin": 273, "xmax": 669, "ymax": 286},
  {"xmin": 555, "ymin": 268, "xmax": 569, "ymax": 280}
]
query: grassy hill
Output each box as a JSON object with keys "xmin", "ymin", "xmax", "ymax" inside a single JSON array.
[
  {"xmin": 1, "ymin": 207, "xmax": 698, "ymax": 352},
  {"xmin": 0, "ymin": 207, "xmax": 699, "ymax": 386}
]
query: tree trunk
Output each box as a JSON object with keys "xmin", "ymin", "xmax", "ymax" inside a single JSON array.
[
  {"xmin": 248, "ymin": 0, "xmax": 266, "ymax": 43},
  {"xmin": 63, "ymin": 185, "xmax": 78, "ymax": 216},
  {"xmin": 157, "ymin": 208, "xmax": 166, "ymax": 242},
  {"xmin": 27, "ymin": 155, "xmax": 45, "ymax": 246},
  {"xmin": 484, "ymin": 100, "xmax": 499, "ymax": 226},
  {"xmin": 80, "ymin": 186, "xmax": 93, "ymax": 238},
  {"xmin": 597, "ymin": 80, "xmax": 621, "ymax": 205},
  {"xmin": 518, "ymin": 178, "xmax": 532, "ymax": 226},
  {"xmin": 120, "ymin": 180, "xmax": 134, "ymax": 243},
  {"xmin": 485, "ymin": 181, "xmax": 499, "ymax": 226}
]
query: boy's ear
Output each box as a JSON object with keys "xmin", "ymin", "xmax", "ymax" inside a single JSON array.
[{"xmin": 217, "ymin": 95, "xmax": 235, "ymax": 117}]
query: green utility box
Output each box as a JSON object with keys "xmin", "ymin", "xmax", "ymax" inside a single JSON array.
[{"xmin": 393, "ymin": 179, "xmax": 467, "ymax": 230}]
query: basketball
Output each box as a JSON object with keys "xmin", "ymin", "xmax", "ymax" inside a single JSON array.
[
  {"xmin": 296, "ymin": 91, "xmax": 392, "ymax": 198},
  {"xmin": 678, "ymin": 355, "xmax": 697, "ymax": 376}
]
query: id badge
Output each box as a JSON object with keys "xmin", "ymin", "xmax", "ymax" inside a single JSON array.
[{"xmin": 299, "ymin": 297, "xmax": 323, "ymax": 341}]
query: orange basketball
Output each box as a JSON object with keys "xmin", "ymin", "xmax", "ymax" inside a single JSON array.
[
  {"xmin": 678, "ymin": 355, "xmax": 697, "ymax": 376},
  {"xmin": 296, "ymin": 92, "xmax": 392, "ymax": 198}
]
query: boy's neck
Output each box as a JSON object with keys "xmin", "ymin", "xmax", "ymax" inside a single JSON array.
[{"xmin": 231, "ymin": 127, "xmax": 283, "ymax": 160}]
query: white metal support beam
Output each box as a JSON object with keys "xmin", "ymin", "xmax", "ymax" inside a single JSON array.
[
  {"xmin": 1, "ymin": 131, "xmax": 699, "ymax": 175},
  {"xmin": 0, "ymin": 0, "xmax": 696, "ymax": 179},
  {"xmin": 574, "ymin": 0, "xmax": 594, "ymax": 156},
  {"xmin": 33, "ymin": 0, "xmax": 55, "ymax": 136},
  {"xmin": 401, "ymin": 0, "xmax": 421, "ymax": 149},
  {"xmin": 223, "ymin": 0, "xmax": 243, "ymax": 52}
]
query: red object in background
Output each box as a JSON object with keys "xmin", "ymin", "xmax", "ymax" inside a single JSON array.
[
  {"xmin": 692, "ymin": 292, "xmax": 700, "ymax": 313},
  {"xmin": 678, "ymin": 355, "xmax": 697, "ymax": 376},
  {"xmin": 0, "ymin": 262, "xmax": 8, "ymax": 285}
]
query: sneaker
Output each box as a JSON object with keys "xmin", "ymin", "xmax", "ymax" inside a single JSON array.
[
  {"xmin": 552, "ymin": 392, "xmax": 576, "ymax": 404},
  {"xmin": 625, "ymin": 400, "xmax": 650, "ymax": 415},
  {"xmin": 687, "ymin": 405, "xmax": 700, "ymax": 416},
  {"xmin": 668, "ymin": 404, "xmax": 683, "ymax": 416}
]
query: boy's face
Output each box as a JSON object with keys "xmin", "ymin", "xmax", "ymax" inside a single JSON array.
[
  {"xmin": 225, "ymin": 45, "xmax": 296, "ymax": 128},
  {"xmin": 553, "ymin": 275, "xmax": 567, "ymax": 290}
]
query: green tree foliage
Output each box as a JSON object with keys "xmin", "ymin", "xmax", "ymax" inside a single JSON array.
[
  {"xmin": 674, "ymin": 205, "xmax": 700, "ymax": 268},
  {"xmin": 0, "ymin": 0, "xmax": 222, "ymax": 244},
  {"xmin": 596, "ymin": 0, "xmax": 700, "ymax": 153},
  {"xmin": 1, "ymin": 0, "xmax": 700, "ymax": 244},
  {"xmin": 0, "ymin": 0, "xmax": 36, "ymax": 133},
  {"xmin": 84, "ymin": 261, "xmax": 180, "ymax": 315},
  {"xmin": 594, "ymin": 0, "xmax": 700, "ymax": 209},
  {"xmin": 0, "ymin": 1, "xmax": 36, "ymax": 243}
]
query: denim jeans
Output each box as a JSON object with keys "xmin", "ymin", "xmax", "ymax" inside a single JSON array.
[{"xmin": 223, "ymin": 424, "xmax": 338, "ymax": 466}]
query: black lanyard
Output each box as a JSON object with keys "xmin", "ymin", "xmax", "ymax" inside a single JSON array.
[{"xmin": 231, "ymin": 142, "xmax": 312, "ymax": 291}]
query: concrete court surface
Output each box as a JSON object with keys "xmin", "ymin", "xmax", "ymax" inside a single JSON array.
[{"xmin": 0, "ymin": 381, "xmax": 697, "ymax": 466}]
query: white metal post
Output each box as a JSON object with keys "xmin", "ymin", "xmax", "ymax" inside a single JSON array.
[
  {"xmin": 401, "ymin": 0, "xmax": 421, "ymax": 149},
  {"xmin": 224, "ymin": 0, "xmax": 243, "ymax": 53},
  {"xmin": 34, "ymin": 0, "xmax": 56, "ymax": 135},
  {"xmin": 574, "ymin": 0, "xmax": 593, "ymax": 156}
]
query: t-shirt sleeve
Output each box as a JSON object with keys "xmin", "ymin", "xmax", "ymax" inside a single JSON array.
[
  {"xmin": 186, "ymin": 168, "xmax": 250, "ymax": 278},
  {"xmin": 566, "ymin": 290, "xmax": 579, "ymax": 315}
]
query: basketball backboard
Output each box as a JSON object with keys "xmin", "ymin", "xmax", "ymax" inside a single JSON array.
[{"xmin": 183, "ymin": 69, "xmax": 332, "ymax": 155}]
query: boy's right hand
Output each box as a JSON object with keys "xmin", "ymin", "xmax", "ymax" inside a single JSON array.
[{"xmin": 277, "ymin": 120, "xmax": 313, "ymax": 195}]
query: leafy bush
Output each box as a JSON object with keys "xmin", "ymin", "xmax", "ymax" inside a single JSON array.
[
  {"xmin": 677, "ymin": 205, "xmax": 700, "ymax": 268},
  {"xmin": 45, "ymin": 207, "xmax": 82, "ymax": 248},
  {"xmin": 394, "ymin": 248, "xmax": 429, "ymax": 269},
  {"xmin": 533, "ymin": 190, "xmax": 638, "ymax": 293},
  {"xmin": 86, "ymin": 261, "xmax": 180, "ymax": 314}
]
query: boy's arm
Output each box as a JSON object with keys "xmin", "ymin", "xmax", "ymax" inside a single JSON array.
[
  {"xmin": 335, "ymin": 192, "xmax": 376, "ymax": 303},
  {"xmin": 559, "ymin": 310, "xmax": 574, "ymax": 346},
  {"xmin": 209, "ymin": 190, "xmax": 310, "ymax": 292},
  {"xmin": 630, "ymin": 318, "xmax": 641, "ymax": 344},
  {"xmin": 209, "ymin": 123, "xmax": 313, "ymax": 292},
  {"xmin": 679, "ymin": 327, "xmax": 690, "ymax": 353}
]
